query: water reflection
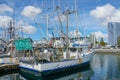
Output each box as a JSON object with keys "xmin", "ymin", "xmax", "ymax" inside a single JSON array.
[
  {"xmin": 0, "ymin": 73, "xmax": 19, "ymax": 80},
  {"xmin": 1, "ymin": 54, "xmax": 120, "ymax": 80},
  {"xmin": 91, "ymin": 54, "xmax": 120, "ymax": 80},
  {"xmin": 0, "ymin": 66, "xmax": 92, "ymax": 80},
  {"xmin": 19, "ymin": 65, "xmax": 92, "ymax": 80},
  {"xmin": 54, "ymin": 70, "xmax": 91, "ymax": 80}
]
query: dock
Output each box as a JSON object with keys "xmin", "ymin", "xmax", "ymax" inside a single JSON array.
[{"xmin": 95, "ymin": 49, "xmax": 120, "ymax": 55}]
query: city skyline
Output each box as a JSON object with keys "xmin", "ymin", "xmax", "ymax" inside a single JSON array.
[
  {"xmin": 108, "ymin": 22, "xmax": 120, "ymax": 46},
  {"xmin": 0, "ymin": 0, "xmax": 120, "ymax": 41}
]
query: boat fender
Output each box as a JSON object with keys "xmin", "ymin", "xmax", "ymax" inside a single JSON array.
[
  {"xmin": 79, "ymin": 58, "xmax": 82, "ymax": 63},
  {"xmin": 44, "ymin": 49, "xmax": 48, "ymax": 54}
]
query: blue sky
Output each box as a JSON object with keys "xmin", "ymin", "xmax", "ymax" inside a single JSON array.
[{"xmin": 0, "ymin": 0, "xmax": 120, "ymax": 41}]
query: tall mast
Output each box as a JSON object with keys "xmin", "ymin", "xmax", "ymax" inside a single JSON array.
[
  {"xmin": 56, "ymin": 6, "xmax": 63, "ymax": 34},
  {"xmin": 46, "ymin": 7, "xmax": 56, "ymax": 41},
  {"xmin": 63, "ymin": 10, "xmax": 75, "ymax": 59},
  {"xmin": 8, "ymin": 20, "xmax": 12, "ymax": 40},
  {"xmin": 74, "ymin": 0, "xmax": 78, "ymax": 29},
  {"xmin": 53, "ymin": 0, "xmax": 54, "ymax": 11},
  {"xmin": 64, "ymin": 10, "xmax": 69, "ymax": 59},
  {"xmin": 46, "ymin": 14, "xmax": 49, "ymax": 41},
  {"xmin": 58, "ymin": 0, "xmax": 60, "ymax": 7},
  {"xmin": 13, "ymin": 8, "xmax": 15, "ymax": 39},
  {"xmin": 63, "ymin": 10, "xmax": 75, "ymax": 39},
  {"xmin": 8, "ymin": 8, "xmax": 15, "ymax": 40},
  {"xmin": 63, "ymin": 10, "xmax": 69, "ymax": 44}
]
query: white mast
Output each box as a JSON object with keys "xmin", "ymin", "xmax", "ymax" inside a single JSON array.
[
  {"xmin": 63, "ymin": 10, "xmax": 75, "ymax": 59},
  {"xmin": 74, "ymin": 0, "xmax": 79, "ymax": 30},
  {"xmin": 46, "ymin": 14, "xmax": 49, "ymax": 41},
  {"xmin": 53, "ymin": 0, "xmax": 54, "ymax": 11}
]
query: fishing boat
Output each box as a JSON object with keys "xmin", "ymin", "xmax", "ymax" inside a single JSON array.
[
  {"xmin": 17, "ymin": 3, "xmax": 94, "ymax": 76},
  {"xmin": 15, "ymin": 37, "xmax": 94, "ymax": 76},
  {"xmin": 19, "ymin": 62, "xmax": 91, "ymax": 80},
  {"xmin": 0, "ymin": 39, "xmax": 18, "ymax": 64}
]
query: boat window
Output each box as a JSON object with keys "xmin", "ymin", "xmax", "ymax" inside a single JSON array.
[
  {"xmin": 78, "ymin": 48, "xmax": 82, "ymax": 52},
  {"xmin": 47, "ymin": 48, "xmax": 52, "ymax": 52},
  {"xmin": 39, "ymin": 48, "xmax": 44, "ymax": 52},
  {"xmin": 70, "ymin": 48, "xmax": 77, "ymax": 52}
]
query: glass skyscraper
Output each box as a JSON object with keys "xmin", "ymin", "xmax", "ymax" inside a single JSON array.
[{"xmin": 108, "ymin": 22, "xmax": 120, "ymax": 46}]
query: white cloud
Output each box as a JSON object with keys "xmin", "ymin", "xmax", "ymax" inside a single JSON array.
[
  {"xmin": 0, "ymin": 16, "xmax": 12, "ymax": 28},
  {"xmin": 108, "ymin": 10, "xmax": 120, "ymax": 22},
  {"xmin": 16, "ymin": 20, "xmax": 28, "ymax": 27},
  {"xmin": 90, "ymin": 4, "xmax": 120, "ymax": 26},
  {"xmin": 92, "ymin": 31, "xmax": 107, "ymax": 40},
  {"xmin": 54, "ymin": 14, "xmax": 66, "ymax": 22},
  {"xmin": 16, "ymin": 20, "xmax": 37, "ymax": 34},
  {"xmin": 90, "ymin": 4, "xmax": 115, "ymax": 19},
  {"xmin": 0, "ymin": 16, "xmax": 37, "ymax": 34},
  {"xmin": 22, "ymin": 25, "xmax": 37, "ymax": 34},
  {"xmin": 21, "ymin": 6, "xmax": 42, "ymax": 19},
  {"xmin": 0, "ymin": 4, "xmax": 13, "ymax": 13},
  {"xmin": 48, "ymin": 34, "xmax": 52, "ymax": 38}
]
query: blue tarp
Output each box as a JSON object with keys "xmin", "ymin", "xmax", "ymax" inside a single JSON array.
[{"xmin": 72, "ymin": 43, "xmax": 88, "ymax": 47}]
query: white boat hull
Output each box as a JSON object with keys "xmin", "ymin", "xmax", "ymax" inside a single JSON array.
[
  {"xmin": 19, "ymin": 53, "xmax": 93, "ymax": 75},
  {"xmin": 0, "ymin": 57, "xmax": 19, "ymax": 64}
]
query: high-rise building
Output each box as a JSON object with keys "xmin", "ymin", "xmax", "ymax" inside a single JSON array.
[
  {"xmin": 90, "ymin": 34, "xmax": 96, "ymax": 48},
  {"xmin": 108, "ymin": 22, "xmax": 120, "ymax": 46}
]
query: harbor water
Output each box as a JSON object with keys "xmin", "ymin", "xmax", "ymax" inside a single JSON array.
[{"xmin": 0, "ymin": 54, "xmax": 120, "ymax": 80}]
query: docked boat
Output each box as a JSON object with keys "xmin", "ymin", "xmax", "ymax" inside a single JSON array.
[
  {"xmin": 0, "ymin": 39, "xmax": 18, "ymax": 65},
  {"xmin": 19, "ymin": 62, "xmax": 91, "ymax": 80},
  {"xmin": 17, "ymin": 4, "xmax": 94, "ymax": 76},
  {"xmin": 15, "ymin": 38, "xmax": 94, "ymax": 76}
]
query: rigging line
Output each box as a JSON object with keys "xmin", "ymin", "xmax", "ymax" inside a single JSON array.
[{"xmin": 34, "ymin": 17, "xmax": 44, "ymax": 39}]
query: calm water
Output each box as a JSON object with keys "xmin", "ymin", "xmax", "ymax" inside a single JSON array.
[{"xmin": 0, "ymin": 54, "xmax": 120, "ymax": 80}]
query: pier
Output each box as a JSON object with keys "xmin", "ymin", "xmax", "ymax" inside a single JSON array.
[{"xmin": 95, "ymin": 48, "xmax": 120, "ymax": 55}]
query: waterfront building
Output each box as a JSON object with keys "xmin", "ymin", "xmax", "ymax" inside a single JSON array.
[
  {"xmin": 90, "ymin": 34, "xmax": 97, "ymax": 48},
  {"xmin": 108, "ymin": 22, "xmax": 120, "ymax": 46}
]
